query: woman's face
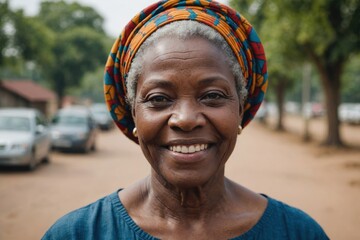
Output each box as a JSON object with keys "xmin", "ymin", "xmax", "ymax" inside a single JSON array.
[{"xmin": 133, "ymin": 37, "xmax": 242, "ymax": 188}]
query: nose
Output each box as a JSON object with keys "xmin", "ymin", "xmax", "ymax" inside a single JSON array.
[{"xmin": 168, "ymin": 100, "xmax": 206, "ymax": 132}]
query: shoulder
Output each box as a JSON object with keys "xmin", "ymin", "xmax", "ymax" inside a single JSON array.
[
  {"xmin": 268, "ymin": 197, "xmax": 329, "ymax": 239},
  {"xmin": 42, "ymin": 192, "xmax": 120, "ymax": 240}
]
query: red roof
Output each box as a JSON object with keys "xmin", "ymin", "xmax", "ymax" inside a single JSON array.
[{"xmin": 0, "ymin": 80, "xmax": 56, "ymax": 102}]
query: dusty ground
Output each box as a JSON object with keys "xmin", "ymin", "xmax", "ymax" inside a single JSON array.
[{"xmin": 0, "ymin": 116, "xmax": 359, "ymax": 240}]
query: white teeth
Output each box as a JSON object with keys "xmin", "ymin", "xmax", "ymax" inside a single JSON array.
[
  {"xmin": 188, "ymin": 145, "xmax": 195, "ymax": 153},
  {"xmin": 169, "ymin": 144, "xmax": 208, "ymax": 154}
]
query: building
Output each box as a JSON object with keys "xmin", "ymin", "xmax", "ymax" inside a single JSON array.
[{"xmin": 0, "ymin": 80, "xmax": 57, "ymax": 118}]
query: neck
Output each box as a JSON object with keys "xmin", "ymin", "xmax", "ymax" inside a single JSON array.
[{"xmin": 143, "ymin": 170, "xmax": 231, "ymax": 220}]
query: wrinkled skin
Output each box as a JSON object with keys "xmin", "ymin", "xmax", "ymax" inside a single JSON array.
[{"xmin": 119, "ymin": 37, "xmax": 267, "ymax": 239}]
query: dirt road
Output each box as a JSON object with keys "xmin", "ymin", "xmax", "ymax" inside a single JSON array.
[{"xmin": 0, "ymin": 120, "xmax": 359, "ymax": 240}]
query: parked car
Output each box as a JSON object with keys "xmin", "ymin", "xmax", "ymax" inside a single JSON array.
[
  {"xmin": 50, "ymin": 106, "xmax": 97, "ymax": 153},
  {"xmin": 339, "ymin": 103, "xmax": 360, "ymax": 125},
  {"xmin": 0, "ymin": 108, "xmax": 51, "ymax": 170},
  {"xmin": 304, "ymin": 102, "xmax": 325, "ymax": 118},
  {"xmin": 285, "ymin": 101, "xmax": 301, "ymax": 115},
  {"xmin": 90, "ymin": 103, "xmax": 114, "ymax": 130}
]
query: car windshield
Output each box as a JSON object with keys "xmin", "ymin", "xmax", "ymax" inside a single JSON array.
[
  {"xmin": 52, "ymin": 115, "xmax": 87, "ymax": 126},
  {"xmin": 0, "ymin": 116, "xmax": 31, "ymax": 132}
]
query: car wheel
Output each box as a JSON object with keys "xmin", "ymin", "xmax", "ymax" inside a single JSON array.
[
  {"xmin": 26, "ymin": 151, "xmax": 37, "ymax": 171},
  {"xmin": 90, "ymin": 141, "xmax": 96, "ymax": 152},
  {"xmin": 81, "ymin": 143, "xmax": 90, "ymax": 153},
  {"xmin": 42, "ymin": 155, "xmax": 50, "ymax": 164}
]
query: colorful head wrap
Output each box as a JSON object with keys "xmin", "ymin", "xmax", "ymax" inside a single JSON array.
[{"xmin": 104, "ymin": 0, "xmax": 268, "ymax": 144}]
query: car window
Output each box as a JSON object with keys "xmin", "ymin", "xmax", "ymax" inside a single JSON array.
[
  {"xmin": 0, "ymin": 116, "xmax": 31, "ymax": 132},
  {"xmin": 52, "ymin": 114, "xmax": 88, "ymax": 126}
]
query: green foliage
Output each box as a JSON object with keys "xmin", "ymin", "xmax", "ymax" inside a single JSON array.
[
  {"xmin": 12, "ymin": 10, "xmax": 55, "ymax": 67},
  {"xmin": 1, "ymin": 2, "xmax": 53, "ymax": 78},
  {"xmin": 51, "ymin": 26, "xmax": 108, "ymax": 98},
  {"xmin": 69, "ymin": 66, "xmax": 105, "ymax": 103},
  {"xmin": 0, "ymin": 0, "xmax": 10, "ymax": 64},
  {"xmin": 35, "ymin": 0, "xmax": 108, "ymax": 101},
  {"xmin": 38, "ymin": 0, "xmax": 104, "ymax": 33},
  {"xmin": 230, "ymin": 0, "xmax": 360, "ymax": 145},
  {"xmin": 230, "ymin": 0, "xmax": 360, "ymax": 93},
  {"xmin": 0, "ymin": 0, "xmax": 110, "ymax": 104},
  {"xmin": 230, "ymin": 0, "xmax": 299, "ymax": 109},
  {"xmin": 342, "ymin": 54, "xmax": 360, "ymax": 102},
  {"xmin": 270, "ymin": 0, "xmax": 360, "ymax": 63}
]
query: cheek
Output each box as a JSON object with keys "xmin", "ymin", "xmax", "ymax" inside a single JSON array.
[
  {"xmin": 135, "ymin": 108, "xmax": 166, "ymax": 141},
  {"xmin": 134, "ymin": 106, "xmax": 170, "ymax": 165},
  {"xmin": 206, "ymin": 104, "xmax": 240, "ymax": 158},
  {"xmin": 207, "ymin": 103, "xmax": 240, "ymax": 135}
]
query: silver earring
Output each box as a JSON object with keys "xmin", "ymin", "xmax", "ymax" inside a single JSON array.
[
  {"xmin": 238, "ymin": 125, "xmax": 242, "ymax": 135},
  {"xmin": 132, "ymin": 127, "xmax": 138, "ymax": 137}
]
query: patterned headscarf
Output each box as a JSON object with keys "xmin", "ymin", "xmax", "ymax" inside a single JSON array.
[{"xmin": 104, "ymin": 0, "xmax": 268, "ymax": 144}]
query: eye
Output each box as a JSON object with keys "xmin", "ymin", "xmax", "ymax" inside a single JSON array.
[
  {"xmin": 201, "ymin": 91, "xmax": 228, "ymax": 100},
  {"xmin": 145, "ymin": 94, "xmax": 172, "ymax": 108},
  {"xmin": 200, "ymin": 91, "xmax": 229, "ymax": 106},
  {"xmin": 149, "ymin": 95, "xmax": 169, "ymax": 103},
  {"xmin": 202, "ymin": 92, "xmax": 224, "ymax": 100}
]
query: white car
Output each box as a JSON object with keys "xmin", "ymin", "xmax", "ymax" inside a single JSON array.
[
  {"xmin": 339, "ymin": 103, "xmax": 360, "ymax": 125},
  {"xmin": 0, "ymin": 108, "xmax": 51, "ymax": 170}
]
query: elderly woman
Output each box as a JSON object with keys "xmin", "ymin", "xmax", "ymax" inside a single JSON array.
[{"xmin": 43, "ymin": 1, "xmax": 328, "ymax": 239}]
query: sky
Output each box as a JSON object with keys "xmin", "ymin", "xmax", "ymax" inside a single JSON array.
[{"xmin": 9, "ymin": 0, "xmax": 229, "ymax": 37}]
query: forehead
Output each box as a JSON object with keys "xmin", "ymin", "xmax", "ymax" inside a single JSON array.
[
  {"xmin": 136, "ymin": 37, "xmax": 236, "ymax": 92},
  {"xmin": 149, "ymin": 36, "xmax": 220, "ymax": 53},
  {"xmin": 142, "ymin": 37, "xmax": 229, "ymax": 72}
]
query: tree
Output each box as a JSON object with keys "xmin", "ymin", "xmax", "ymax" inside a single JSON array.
[
  {"xmin": 51, "ymin": 27, "xmax": 107, "ymax": 104},
  {"xmin": 230, "ymin": 0, "xmax": 298, "ymax": 131},
  {"xmin": 275, "ymin": 0, "xmax": 359, "ymax": 146},
  {"xmin": 37, "ymin": 0, "xmax": 108, "ymax": 106},
  {"xmin": 38, "ymin": 0, "xmax": 104, "ymax": 33},
  {"xmin": 1, "ymin": 2, "xmax": 54, "ymax": 80},
  {"xmin": 12, "ymin": 10, "xmax": 55, "ymax": 69},
  {"xmin": 231, "ymin": 0, "xmax": 360, "ymax": 146},
  {"xmin": 1, "ymin": 0, "xmax": 109, "ymax": 105}
]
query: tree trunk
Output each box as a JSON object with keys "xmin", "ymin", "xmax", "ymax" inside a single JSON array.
[
  {"xmin": 275, "ymin": 80, "xmax": 286, "ymax": 131},
  {"xmin": 55, "ymin": 76, "xmax": 65, "ymax": 109},
  {"xmin": 305, "ymin": 45, "xmax": 344, "ymax": 147},
  {"xmin": 318, "ymin": 62, "xmax": 344, "ymax": 146}
]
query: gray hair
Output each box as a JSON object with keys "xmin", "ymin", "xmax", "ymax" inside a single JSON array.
[{"xmin": 126, "ymin": 20, "xmax": 247, "ymax": 108}]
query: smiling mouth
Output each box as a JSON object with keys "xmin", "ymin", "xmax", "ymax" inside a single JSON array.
[{"xmin": 168, "ymin": 144, "xmax": 209, "ymax": 154}]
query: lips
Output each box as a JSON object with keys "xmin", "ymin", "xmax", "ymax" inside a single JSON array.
[{"xmin": 168, "ymin": 144, "xmax": 209, "ymax": 154}]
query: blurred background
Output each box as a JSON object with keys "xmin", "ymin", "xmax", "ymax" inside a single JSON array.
[{"xmin": 0, "ymin": 0, "xmax": 359, "ymax": 239}]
